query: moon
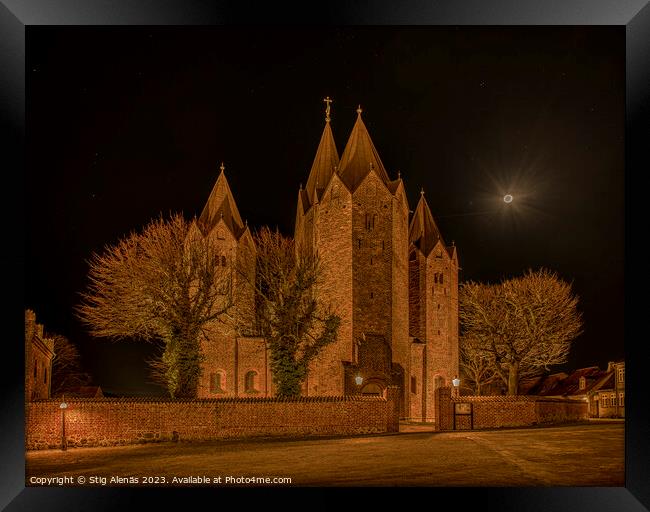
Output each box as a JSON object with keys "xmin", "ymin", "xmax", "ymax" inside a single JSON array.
[{"xmin": 503, "ymin": 194, "xmax": 513, "ymax": 204}]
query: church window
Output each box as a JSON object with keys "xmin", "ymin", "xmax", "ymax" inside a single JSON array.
[
  {"xmin": 245, "ymin": 371, "xmax": 259, "ymax": 393},
  {"xmin": 617, "ymin": 367, "xmax": 625, "ymax": 384},
  {"xmin": 370, "ymin": 256, "xmax": 373, "ymax": 265},
  {"xmin": 434, "ymin": 274, "xmax": 438, "ymax": 284},
  {"xmin": 44, "ymin": 367, "xmax": 47, "ymax": 384},
  {"xmin": 210, "ymin": 371, "xmax": 226, "ymax": 393},
  {"xmin": 33, "ymin": 360, "xmax": 37, "ymax": 379},
  {"xmin": 411, "ymin": 376, "xmax": 417, "ymax": 394},
  {"xmin": 382, "ymin": 240, "xmax": 385, "ymax": 251},
  {"xmin": 619, "ymin": 393, "xmax": 624, "ymax": 406},
  {"xmin": 221, "ymin": 255, "xmax": 227, "ymax": 266},
  {"xmin": 370, "ymin": 292, "xmax": 374, "ymax": 299},
  {"xmin": 579, "ymin": 377, "xmax": 586, "ymax": 390},
  {"xmin": 440, "ymin": 273, "xmax": 444, "ymax": 284},
  {"xmin": 437, "ymin": 304, "xmax": 441, "ymax": 310},
  {"xmin": 372, "ymin": 214, "xmax": 377, "ymax": 229},
  {"xmin": 358, "ymin": 239, "xmax": 362, "ymax": 249}
]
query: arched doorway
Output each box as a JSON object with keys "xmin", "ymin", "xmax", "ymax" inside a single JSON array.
[{"xmin": 360, "ymin": 382, "xmax": 384, "ymax": 395}]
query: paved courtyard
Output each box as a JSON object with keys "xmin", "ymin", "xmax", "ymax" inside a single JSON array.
[{"xmin": 25, "ymin": 422, "xmax": 624, "ymax": 487}]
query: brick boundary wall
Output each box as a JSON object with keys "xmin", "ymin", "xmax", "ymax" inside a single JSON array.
[
  {"xmin": 26, "ymin": 391, "xmax": 399, "ymax": 450},
  {"xmin": 435, "ymin": 387, "xmax": 588, "ymax": 431}
]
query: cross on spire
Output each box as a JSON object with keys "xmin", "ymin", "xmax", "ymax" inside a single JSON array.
[
  {"xmin": 420, "ymin": 187, "xmax": 425, "ymax": 195},
  {"xmin": 220, "ymin": 162, "xmax": 225, "ymax": 173},
  {"xmin": 356, "ymin": 104, "xmax": 363, "ymax": 115},
  {"xmin": 323, "ymin": 96, "xmax": 333, "ymax": 123}
]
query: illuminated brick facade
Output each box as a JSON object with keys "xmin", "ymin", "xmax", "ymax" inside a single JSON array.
[
  {"xmin": 198, "ymin": 109, "xmax": 459, "ymax": 421},
  {"xmin": 25, "ymin": 310, "xmax": 54, "ymax": 401}
]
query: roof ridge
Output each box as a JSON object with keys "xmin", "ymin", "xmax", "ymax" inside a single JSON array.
[
  {"xmin": 338, "ymin": 112, "xmax": 391, "ymax": 192},
  {"xmin": 409, "ymin": 193, "xmax": 445, "ymax": 257},
  {"xmin": 305, "ymin": 122, "xmax": 339, "ymax": 204},
  {"xmin": 198, "ymin": 168, "xmax": 245, "ymax": 238}
]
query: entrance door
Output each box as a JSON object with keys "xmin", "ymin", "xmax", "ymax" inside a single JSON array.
[{"xmin": 360, "ymin": 382, "xmax": 384, "ymax": 395}]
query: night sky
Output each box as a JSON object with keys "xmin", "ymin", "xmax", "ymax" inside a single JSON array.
[{"xmin": 26, "ymin": 27, "xmax": 624, "ymax": 396}]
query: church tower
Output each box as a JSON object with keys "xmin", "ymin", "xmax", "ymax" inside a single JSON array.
[
  {"xmin": 296, "ymin": 103, "xmax": 412, "ymax": 415},
  {"xmin": 196, "ymin": 165, "xmax": 269, "ymax": 399},
  {"xmin": 408, "ymin": 192, "xmax": 459, "ymax": 420},
  {"xmin": 198, "ymin": 101, "xmax": 458, "ymax": 422}
]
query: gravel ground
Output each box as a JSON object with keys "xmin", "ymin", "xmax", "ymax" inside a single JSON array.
[{"xmin": 25, "ymin": 422, "xmax": 624, "ymax": 487}]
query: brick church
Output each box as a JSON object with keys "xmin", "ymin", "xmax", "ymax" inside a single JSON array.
[{"xmin": 195, "ymin": 102, "xmax": 459, "ymax": 421}]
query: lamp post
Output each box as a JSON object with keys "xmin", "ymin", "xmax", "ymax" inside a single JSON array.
[
  {"xmin": 355, "ymin": 375, "xmax": 363, "ymax": 394},
  {"xmin": 452, "ymin": 376, "xmax": 461, "ymax": 398},
  {"xmin": 59, "ymin": 395, "xmax": 68, "ymax": 451}
]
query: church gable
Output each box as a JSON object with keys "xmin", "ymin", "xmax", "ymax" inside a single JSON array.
[
  {"xmin": 198, "ymin": 166, "xmax": 245, "ymax": 239},
  {"xmin": 318, "ymin": 171, "xmax": 352, "ymax": 210}
]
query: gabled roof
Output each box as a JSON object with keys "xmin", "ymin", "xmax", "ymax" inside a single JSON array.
[
  {"xmin": 409, "ymin": 193, "xmax": 445, "ymax": 257},
  {"xmin": 305, "ymin": 122, "xmax": 339, "ymax": 204},
  {"xmin": 520, "ymin": 372, "xmax": 568, "ymax": 395},
  {"xmin": 338, "ymin": 110, "xmax": 391, "ymax": 192},
  {"xmin": 541, "ymin": 367, "xmax": 609, "ymax": 396},
  {"xmin": 198, "ymin": 168, "xmax": 245, "ymax": 239},
  {"xmin": 592, "ymin": 373, "xmax": 615, "ymax": 392}
]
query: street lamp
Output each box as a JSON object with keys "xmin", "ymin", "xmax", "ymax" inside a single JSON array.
[
  {"xmin": 452, "ymin": 376, "xmax": 461, "ymax": 398},
  {"xmin": 59, "ymin": 395, "xmax": 68, "ymax": 451},
  {"xmin": 355, "ymin": 375, "xmax": 363, "ymax": 393}
]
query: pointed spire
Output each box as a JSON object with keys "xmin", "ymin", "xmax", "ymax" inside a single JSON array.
[
  {"xmin": 409, "ymin": 193, "xmax": 445, "ymax": 257},
  {"xmin": 305, "ymin": 116, "xmax": 339, "ymax": 204},
  {"xmin": 338, "ymin": 108, "xmax": 390, "ymax": 192},
  {"xmin": 198, "ymin": 164, "xmax": 245, "ymax": 238}
]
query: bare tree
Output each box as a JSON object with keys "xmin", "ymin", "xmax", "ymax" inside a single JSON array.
[
  {"xmin": 459, "ymin": 268, "xmax": 583, "ymax": 395},
  {"xmin": 77, "ymin": 214, "xmax": 233, "ymax": 398},
  {"xmin": 459, "ymin": 337, "xmax": 497, "ymax": 396},
  {"xmin": 49, "ymin": 333, "xmax": 92, "ymax": 396},
  {"xmin": 246, "ymin": 227, "xmax": 340, "ymax": 396}
]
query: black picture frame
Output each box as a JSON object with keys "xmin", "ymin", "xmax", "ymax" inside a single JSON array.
[{"xmin": 1, "ymin": 1, "xmax": 646, "ymax": 510}]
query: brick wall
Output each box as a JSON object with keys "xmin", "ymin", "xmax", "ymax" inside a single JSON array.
[
  {"xmin": 26, "ymin": 391, "xmax": 399, "ymax": 450},
  {"xmin": 435, "ymin": 387, "xmax": 588, "ymax": 430}
]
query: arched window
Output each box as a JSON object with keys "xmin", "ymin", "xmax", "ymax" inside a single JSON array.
[
  {"xmin": 221, "ymin": 255, "xmax": 227, "ymax": 266},
  {"xmin": 372, "ymin": 214, "xmax": 377, "ymax": 229},
  {"xmin": 439, "ymin": 273, "xmax": 444, "ymax": 284},
  {"xmin": 434, "ymin": 274, "xmax": 438, "ymax": 284},
  {"xmin": 245, "ymin": 370, "xmax": 258, "ymax": 393},
  {"xmin": 579, "ymin": 376, "xmax": 586, "ymax": 390},
  {"xmin": 33, "ymin": 360, "xmax": 37, "ymax": 379},
  {"xmin": 210, "ymin": 371, "xmax": 226, "ymax": 393}
]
